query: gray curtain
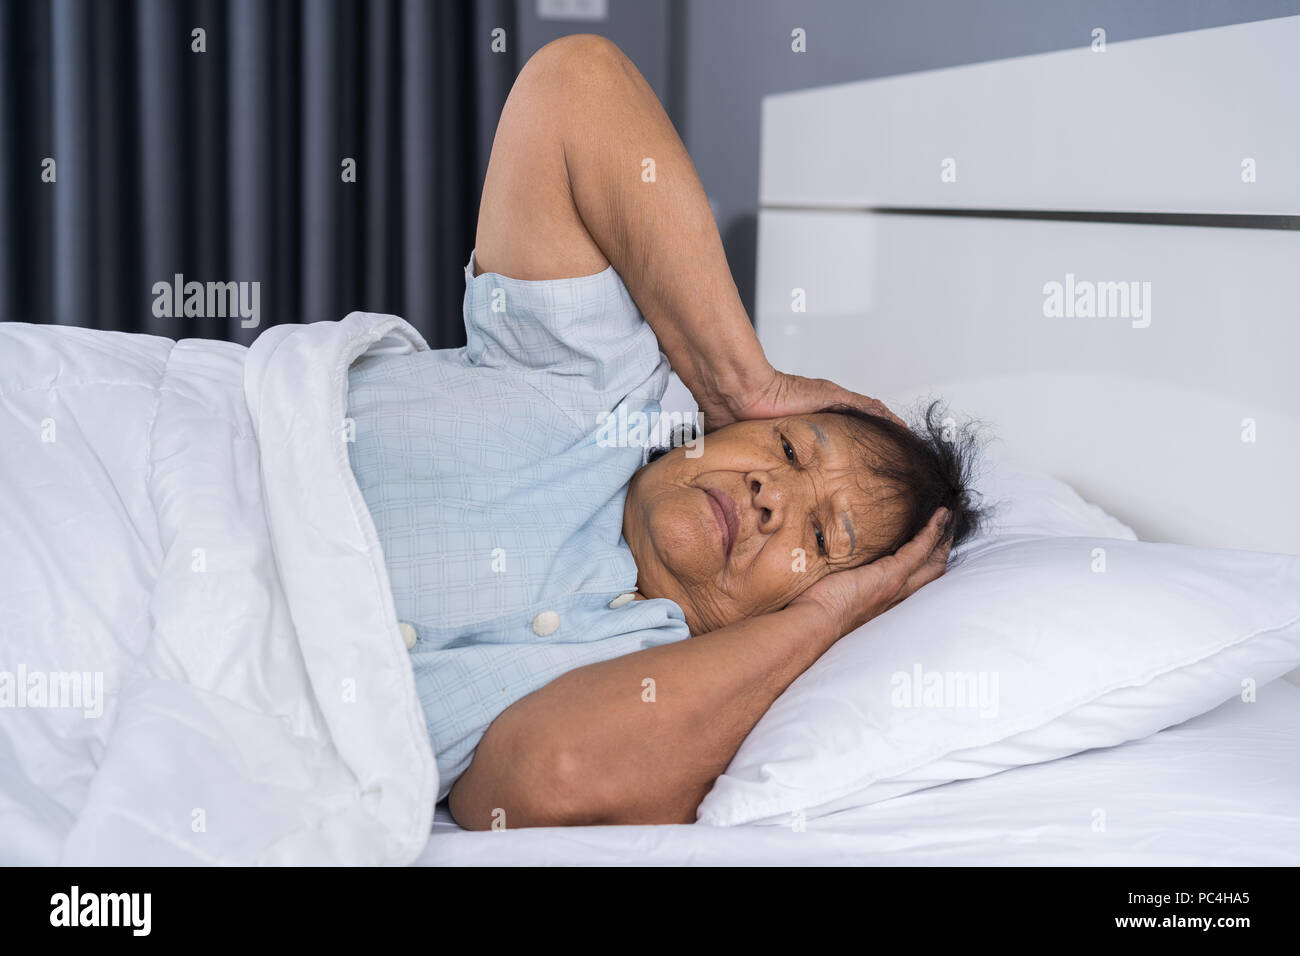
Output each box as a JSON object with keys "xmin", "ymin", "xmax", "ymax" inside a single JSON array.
[{"xmin": 0, "ymin": 0, "xmax": 518, "ymax": 347}]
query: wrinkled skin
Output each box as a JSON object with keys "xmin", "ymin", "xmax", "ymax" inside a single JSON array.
[{"xmin": 623, "ymin": 413, "xmax": 908, "ymax": 635}]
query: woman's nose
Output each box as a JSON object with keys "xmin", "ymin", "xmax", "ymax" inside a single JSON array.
[{"xmin": 747, "ymin": 471, "xmax": 789, "ymax": 532}]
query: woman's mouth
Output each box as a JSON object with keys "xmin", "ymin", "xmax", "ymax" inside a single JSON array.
[{"xmin": 704, "ymin": 487, "xmax": 738, "ymax": 560}]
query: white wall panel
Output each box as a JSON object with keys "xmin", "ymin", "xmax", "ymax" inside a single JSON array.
[{"xmin": 760, "ymin": 17, "xmax": 1300, "ymax": 215}]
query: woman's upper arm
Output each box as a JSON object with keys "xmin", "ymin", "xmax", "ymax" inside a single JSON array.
[{"xmin": 473, "ymin": 36, "xmax": 611, "ymax": 281}]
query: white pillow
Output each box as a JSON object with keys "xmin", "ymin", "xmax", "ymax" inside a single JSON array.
[
  {"xmin": 696, "ymin": 460, "xmax": 1300, "ymax": 827},
  {"xmin": 967, "ymin": 452, "xmax": 1138, "ymax": 541}
]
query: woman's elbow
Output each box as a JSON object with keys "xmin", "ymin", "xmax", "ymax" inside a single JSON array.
[
  {"xmin": 449, "ymin": 746, "xmax": 701, "ymax": 829},
  {"xmin": 448, "ymin": 741, "xmax": 593, "ymax": 830}
]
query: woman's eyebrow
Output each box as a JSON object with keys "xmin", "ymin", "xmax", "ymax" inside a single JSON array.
[{"xmin": 800, "ymin": 421, "xmax": 856, "ymax": 557}]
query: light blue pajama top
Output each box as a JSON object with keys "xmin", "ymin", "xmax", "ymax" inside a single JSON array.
[{"xmin": 346, "ymin": 249, "xmax": 691, "ymax": 802}]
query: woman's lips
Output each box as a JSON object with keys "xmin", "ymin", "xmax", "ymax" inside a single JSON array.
[{"xmin": 705, "ymin": 487, "xmax": 739, "ymax": 560}]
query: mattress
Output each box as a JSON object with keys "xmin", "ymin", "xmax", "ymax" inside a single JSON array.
[{"xmin": 416, "ymin": 679, "xmax": 1300, "ymax": 865}]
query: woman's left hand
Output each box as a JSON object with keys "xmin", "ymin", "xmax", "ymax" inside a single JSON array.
[
  {"xmin": 715, "ymin": 366, "xmax": 907, "ymax": 430},
  {"xmin": 789, "ymin": 507, "xmax": 952, "ymax": 637}
]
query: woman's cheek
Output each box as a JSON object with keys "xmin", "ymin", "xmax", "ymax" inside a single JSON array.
[
  {"xmin": 647, "ymin": 499, "xmax": 721, "ymax": 582},
  {"xmin": 744, "ymin": 544, "xmax": 813, "ymax": 612}
]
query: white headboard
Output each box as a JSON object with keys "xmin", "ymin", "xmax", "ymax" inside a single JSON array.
[{"xmin": 755, "ymin": 16, "xmax": 1300, "ymax": 557}]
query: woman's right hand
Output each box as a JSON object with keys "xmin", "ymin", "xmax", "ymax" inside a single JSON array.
[{"xmin": 788, "ymin": 508, "xmax": 952, "ymax": 637}]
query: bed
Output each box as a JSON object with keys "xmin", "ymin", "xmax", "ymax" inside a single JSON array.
[
  {"xmin": 2, "ymin": 18, "xmax": 1296, "ymax": 869},
  {"xmin": 417, "ymin": 16, "xmax": 1300, "ymax": 865},
  {"xmin": 420, "ymin": 682, "xmax": 1300, "ymax": 866}
]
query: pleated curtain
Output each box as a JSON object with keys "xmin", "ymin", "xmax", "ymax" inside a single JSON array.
[{"xmin": 0, "ymin": 0, "xmax": 517, "ymax": 347}]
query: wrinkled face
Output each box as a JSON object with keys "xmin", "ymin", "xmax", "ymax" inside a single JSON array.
[{"xmin": 623, "ymin": 413, "xmax": 907, "ymax": 634}]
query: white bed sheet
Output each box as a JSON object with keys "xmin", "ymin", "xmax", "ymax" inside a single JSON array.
[{"xmin": 416, "ymin": 680, "xmax": 1300, "ymax": 866}]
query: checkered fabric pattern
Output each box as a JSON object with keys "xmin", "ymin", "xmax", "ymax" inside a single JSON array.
[{"xmin": 346, "ymin": 249, "xmax": 691, "ymax": 801}]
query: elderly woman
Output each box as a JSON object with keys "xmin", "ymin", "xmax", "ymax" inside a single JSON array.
[{"xmin": 345, "ymin": 35, "xmax": 977, "ymax": 829}]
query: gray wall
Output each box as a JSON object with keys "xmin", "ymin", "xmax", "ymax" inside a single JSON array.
[{"xmin": 512, "ymin": 0, "xmax": 1300, "ymax": 314}]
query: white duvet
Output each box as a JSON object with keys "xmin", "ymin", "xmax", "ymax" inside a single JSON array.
[{"xmin": 0, "ymin": 313, "xmax": 438, "ymax": 865}]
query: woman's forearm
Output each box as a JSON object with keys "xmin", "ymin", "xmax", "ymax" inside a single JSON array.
[{"xmin": 447, "ymin": 604, "xmax": 839, "ymax": 829}]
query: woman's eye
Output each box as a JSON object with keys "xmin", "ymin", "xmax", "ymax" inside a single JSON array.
[
  {"xmin": 780, "ymin": 435, "xmax": 796, "ymax": 464},
  {"xmin": 814, "ymin": 526, "xmax": 827, "ymax": 556}
]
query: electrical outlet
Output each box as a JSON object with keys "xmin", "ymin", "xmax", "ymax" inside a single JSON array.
[{"xmin": 536, "ymin": 0, "xmax": 609, "ymax": 22}]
